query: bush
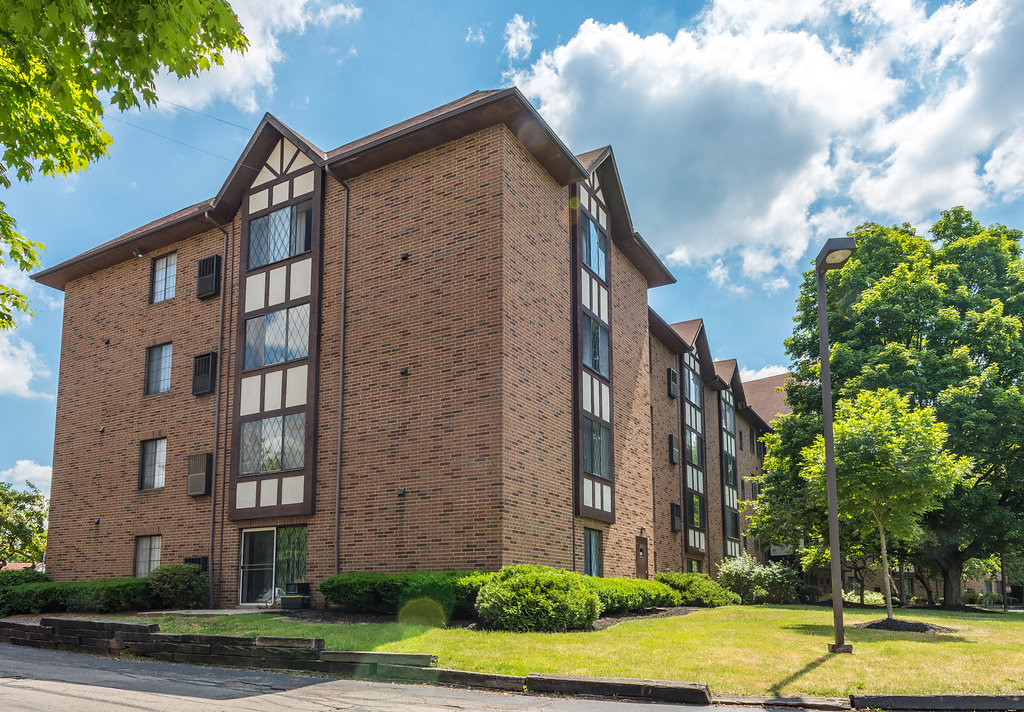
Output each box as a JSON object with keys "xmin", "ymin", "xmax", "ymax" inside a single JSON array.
[
  {"xmin": 583, "ymin": 576, "xmax": 680, "ymax": 614},
  {"xmin": 716, "ymin": 553, "xmax": 799, "ymax": 604},
  {"xmin": 147, "ymin": 564, "xmax": 208, "ymax": 609},
  {"xmin": 842, "ymin": 588, "xmax": 885, "ymax": 605},
  {"xmin": 443, "ymin": 570, "xmax": 492, "ymax": 618},
  {"xmin": 0, "ymin": 578, "xmax": 153, "ymax": 616},
  {"xmin": 962, "ymin": 589, "xmax": 980, "ymax": 604},
  {"xmin": 319, "ymin": 571, "xmax": 457, "ymax": 623},
  {"xmin": 654, "ymin": 572, "xmax": 739, "ymax": 607},
  {"xmin": 475, "ymin": 565, "xmax": 601, "ymax": 632},
  {"xmin": 0, "ymin": 568, "xmax": 49, "ymax": 587},
  {"xmin": 797, "ymin": 583, "xmax": 821, "ymax": 604}
]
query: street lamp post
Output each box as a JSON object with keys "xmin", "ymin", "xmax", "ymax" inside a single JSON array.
[{"xmin": 815, "ymin": 237, "xmax": 857, "ymax": 655}]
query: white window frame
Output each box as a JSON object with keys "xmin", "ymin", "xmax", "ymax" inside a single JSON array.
[
  {"xmin": 134, "ymin": 535, "xmax": 162, "ymax": 577},
  {"xmin": 151, "ymin": 253, "xmax": 177, "ymax": 303}
]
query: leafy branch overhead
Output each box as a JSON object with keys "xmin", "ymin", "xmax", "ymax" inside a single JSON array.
[
  {"xmin": 0, "ymin": 0, "xmax": 248, "ymax": 330},
  {"xmin": 0, "ymin": 481, "xmax": 48, "ymax": 566}
]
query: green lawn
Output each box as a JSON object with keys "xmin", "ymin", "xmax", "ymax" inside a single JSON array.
[{"xmin": 140, "ymin": 605, "xmax": 1024, "ymax": 697}]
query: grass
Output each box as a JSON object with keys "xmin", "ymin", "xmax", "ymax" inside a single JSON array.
[{"xmin": 130, "ymin": 605, "xmax": 1024, "ymax": 697}]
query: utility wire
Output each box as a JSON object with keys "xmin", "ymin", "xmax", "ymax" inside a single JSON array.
[
  {"xmin": 159, "ymin": 99, "xmax": 252, "ymax": 131},
  {"xmin": 108, "ymin": 116, "xmax": 262, "ymax": 172}
]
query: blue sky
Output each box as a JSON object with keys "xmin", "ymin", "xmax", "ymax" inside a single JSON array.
[{"xmin": 4, "ymin": 0, "xmax": 1024, "ymax": 495}]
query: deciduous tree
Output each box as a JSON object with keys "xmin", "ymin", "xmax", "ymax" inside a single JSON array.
[{"xmin": 0, "ymin": 481, "xmax": 47, "ymax": 567}]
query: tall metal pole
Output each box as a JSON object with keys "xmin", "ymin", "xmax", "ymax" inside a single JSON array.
[{"xmin": 817, "ymin": 269, "xmax": 852, "ymax": 653}]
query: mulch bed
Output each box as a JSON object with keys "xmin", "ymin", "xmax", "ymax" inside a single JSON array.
[
  {"xmin": 592, "ymin": 606, "xmax": 700, "ymax": 631},
  {"xmin": 853, "ymin": 617, "xmax": 956, "ymax": 633}
]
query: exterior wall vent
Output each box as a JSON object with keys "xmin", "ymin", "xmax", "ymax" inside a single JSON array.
[
  {"xmin": 196, "ymin": 254, "xmax": 221, "ymax": 299},
  {"xmin": 183, "ymin": 555, "xmax": 209, "ymax": 572},
  {"xmin": 671, "ymin": 502, "xmax": 682, "ymax": 532},
  {"xmin": 667, "ymin": 367, "xmax": 679, "ymax": 398},
  {"xmin": 192, "ymin": 352, "xmax": 217, "ymax": 395},
  {"xmin": 187, "ymin": 453, "xmax": 212, "ymax": 496}
]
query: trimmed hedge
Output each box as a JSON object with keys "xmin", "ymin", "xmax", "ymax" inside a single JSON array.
[
  {"xmin": 147, "ymin": 564, "xmax": 208, "ymax": 609},
  {"xmin": 319, "ymin": 571, "xmax": 474, "ymax": 622},
  {"xmin": 475, "ymin": 565, "xmax": 602, "ymax": 632},
  {"xmin": 655, "ymin": 572, "xmax": 740, "ymax": 607},
  {"xmin": 0, "ymin": 577, "xmax": 153, "ymax": 616},
  {"xmin": 0, "ymin": 568, "xmax": 49, "ymax": 588},
  {"xmin": 583, "ymin": 575, "xmax": 680, "ymax": 614}
]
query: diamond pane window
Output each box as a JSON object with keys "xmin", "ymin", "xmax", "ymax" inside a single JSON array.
[
  {"xmin": 582, "ymin": 418, "xmax": 611, "ymax": 480},
  {"xmin": 580, "ymin": 213, "xmax": 608, "ymax": 281},
  {"xmin": 582, "ymin": 314, "xmax": 610, "ymax": 378},
  {"xmin": 248, "ymin": 200, "xmax": 313, "ymax": 269},
  {"xmin": 282, "ymin": 413, "xmax": 305, "ymax": 470},
  {"xmin": 244, "ymin": 304, "xmax": 309, "ymax": 371},
  {"xmin": 240, "ymin": 413, "xmax": 305, "ymax": 475}
]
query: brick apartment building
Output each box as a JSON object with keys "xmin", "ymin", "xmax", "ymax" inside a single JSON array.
[{"xmin": 35, "ymin": 88, "xmax": 773, "ymax": 607}]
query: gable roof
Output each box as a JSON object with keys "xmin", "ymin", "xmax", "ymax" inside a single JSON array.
[
  {"xmin": 648, "ymin": 307, "xmax": 691, "ymax": 354},
  {"xmin": 576, "ymin": 146, "xmax": 675, "ymax": 288},
  {"xmin": 34, "ymin": 88, "xmax": 587, "ymax": 291},
  {"xmin": 671, "ymin": 318, "xmax": 719, "ymax": 385},
  {"xmin": 744, "ymin": 372, "xmax": 793, "ymax": 424}
]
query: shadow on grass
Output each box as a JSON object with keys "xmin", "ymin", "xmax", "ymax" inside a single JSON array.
[
  {"xmin": 769, "ymin": 654, "xmax": 831, "ymax": 696},
  {"xmin": 781, "ymin": 623, "xmax": 968, "ymax": 644}
]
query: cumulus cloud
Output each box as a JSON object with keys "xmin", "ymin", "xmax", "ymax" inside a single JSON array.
[
  {"xmin": 504, "ymin": 14, "xmax": 536, "ymax": 60},
  {"xmin": 466, "ymin": 26, "xmax": 486, "ymax": 44},
  {"xmin": 740, "ymin": 364, "xmax": 790, "ymax": 381},
  {"xmin": 0, "ymin": 333, "xmax": 53, "ymax": 400},
  {"xmin": 512, "ymin": 1, "xmax": 1024, "ymax": 291},
  {"xmin": 155, "ymin": 0, "xmax": 362, "ymax": 113},
  {"xmin": 0, "ymin": 460, "xmax": 52, "ymax": 496}
]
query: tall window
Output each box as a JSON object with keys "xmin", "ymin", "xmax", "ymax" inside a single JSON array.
[
  {"xmin": 134, "ymin": 535, "xmax": 162, "ymax": 577},
  {"xmin": 582, "ymin": 314, "xmax": 610, "ymax": 377},
  {"xmin": 145, "ymin": 344, "xmax": 172, "ymax": 394},
  {"xmin": 240, "ymin": 413, "xmax": 305, "ymax": 475},
  {"xmin": 240, "ymin": 526, "xmax": 307, "ymax": 604},
  {"xmin": 244, "ymin": 304, "xmax": 310, "ymax": 370},
  {"xmin": 151, "ymin": 253, "xmax": 176, "ymax": 303},
  {"xmin": 584, "ymin": 528, "xmax": 603, "ymax": 576},
  {"xmin": 139, "ymin": 438, "xmax": 167, "ymax": 489},
  {"xmin": 580, "ymin": 214, "xmax": 608, "ymax": 281},
  {"xmin": 582, "ymin": 418, "xmax": 611, "ymax": 479},
  {"xmin": 248, "ymin": 200, "xmax": 313, "ymax": 269},
  {"xmin": 688, "ymin": 491, "xmax": 705, "ymax": 528}
]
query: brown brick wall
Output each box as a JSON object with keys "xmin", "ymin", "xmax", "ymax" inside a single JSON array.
[{"xmin": 650, "ymin": 335, "xmax": 683, "ymax": 573}]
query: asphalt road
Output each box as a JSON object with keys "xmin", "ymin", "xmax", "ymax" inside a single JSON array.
[{"xmin": 0, "ymin": 643, "xmax": 767, "ymax": 712}]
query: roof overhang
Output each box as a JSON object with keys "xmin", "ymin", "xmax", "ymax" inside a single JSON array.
[{"xmin": 648, "ymin": 308, "xmax": 691, "ymax": 354}]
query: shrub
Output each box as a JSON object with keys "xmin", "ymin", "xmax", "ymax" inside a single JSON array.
[
  {"xmin": 842, "ymin": 588, "xmax": 885, "ymax": 605},
  {"xmin": 654, "ymin": 572, "xmax": 739, "ymax": 607},
  {"xmin": 962, "ymin": 589, "xmax": 980, "ymax": 604},
  {"xmin": 0, "ymin": 578, "xmax": 153, "ymax": 616},
  {"xmin": 147, "ymin": 564, "xmax": 208, "ymax": 609},
  {"xmin": 583, "ymin": 576, "xmax": 680, "ymax": 614},
  {"xmin": 797, "ymin": 584, "xmax": 821, "ymax": 604},
  {"xmin": 475, "ymin": 565, "xmax": 602, "ymax": 632},
  {"xmin": 443, "ymin": 570, "xmax": 492, "ymax": 618},
  {"xmin": 319, "ymin": 571, "xmax": 457, "ymax": 623},
  {"xmin": 0, "ymin": 568, "xmax": 49, "ymax": 587},
  {"xmin": 716, "ymin": 553, "xmax": 799, "ymax": 604}
]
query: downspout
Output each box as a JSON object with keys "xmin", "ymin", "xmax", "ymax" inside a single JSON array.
[
  {"xmin": 325, "ymin": 167, "xmax": 350, "ymax": 576},
  {"xmin": 203, "ymin": 210, "xmax": 229, "ymax": 608}
]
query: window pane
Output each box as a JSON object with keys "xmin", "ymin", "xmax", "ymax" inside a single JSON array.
[
  {"xmin": 267, "ymin": 208, "xmax": 292, "ymax": 265},
  {"xmin": 583, "ymin": 418, "xmax": 611, "ymax": 480},
  {"xmin": 260, "ymin": 416, "xmax": 283, "ymax": 472},
  {"xmin": 263, "ymin": 310, "xmax": 288, "ymax": 366},
  {"xmin": 240, "ymin": 529, "xmax": 276, "ymax": 604},
  {"xmin": 152, "ymin": 254, "xmax": 176, "ymax": 303},
  {"xmin": 286, "ymin": 304, "xmax": 309, "ymax": 361},
  {"xmin": 275, "ymin": 526, "xmax": 307, "ymax": 594},
  {"xmin": 146, "ymin": 344, "xmax": 171, "ymax": 394},
  {"xmin": 291, "ymin": 201, "xmax": 313, "ymax": 256},
  {"xmin": 282, "ymin": 413, "xmax": 305, "ymax": 470},
  {"xmin": 584, "ymin": 529, "xmax": 602, "ymax": 576},
  {"xmin": 582, "ymin": 315, "xmax": 609, "ymax": 377},
  {"xmin": 240, "ymin": 420, "xmax": 262, "ymax": 475},
  {"xmin": 244, "ymin": 316, "xmax": 266, "ymax": 370}
]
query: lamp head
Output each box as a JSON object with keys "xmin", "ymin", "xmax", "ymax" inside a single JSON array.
[{"xmin": 815, "ymin": 237, "xmax": 857, "ymax": 272}]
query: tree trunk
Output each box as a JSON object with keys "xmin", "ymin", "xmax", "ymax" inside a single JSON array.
[
  {"xmin": 940, "ymin": 558, "xmax": 964, "ymax": 608},
  {"xmin": 856, "ymin": 571, "xmax": 865, "ymax": 604},
  {"xmin": 876, "ymin": 516, "xmax": 894, "ymax": 619},
  {"xmin": 916, "ymin": 571, "xmax": 935, "ymax": 606}
]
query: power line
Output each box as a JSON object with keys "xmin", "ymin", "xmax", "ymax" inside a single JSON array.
[
  {"xmin": 159, "ymin": 99, "xmax": 252, "ymax": 131},
  {"xmin": 108, "ymin": 116, "xmax": 262, "ymax": 172}
]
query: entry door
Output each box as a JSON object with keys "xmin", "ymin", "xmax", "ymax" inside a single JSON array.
[
  {"xmin": 240, "ymin": 529, "xmax": 276, "ymax": 604},
  {"xmin": 635, "ymin": 536, "xmax": 649, "ymax": 579}
]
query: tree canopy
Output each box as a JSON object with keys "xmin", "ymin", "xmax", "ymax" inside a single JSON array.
[
  {"xmin": 0, "ymin": 0, "xmax": 248, "ymax": 329},
  {"xmin": 0, "ymin": 481, "xmax": 47, "ymax": 566},
  {"xmin": 750, "ymin": 207, "xmax": 1024, "ymax": 606}
]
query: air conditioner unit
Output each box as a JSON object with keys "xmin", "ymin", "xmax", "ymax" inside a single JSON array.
[
  {"xmin": 196, "ymin": 254, "xmax": 221, "ymax": 299},
  {"xmin": 192, "ymin": 352, "xmax": 217, "ymax": 395},
  {"xmin": 187, "ymin": 453, "xmax": 212, "ymax": 496}
]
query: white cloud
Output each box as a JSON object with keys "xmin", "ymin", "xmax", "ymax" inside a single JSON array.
[
  {"xmin": 0, "ymin": 460, "xmax": 51, "ymax": 497},
  {"xmin": 740, "ymin": 364, "xmax": 790, "ymax": 381},
  {"xmin": 154, "ymin": 0, "xmax": 362, "ymax": 113},
  {"xmin": 0, "ymin": 332, "xmax": 53, "ymax": 400},
  {"xmin": 466, "ymin": 26, "xmax": 486, "ymax": 44},
  {"xmin": 513, "ymin": 1, "xmax": 1024, "ymax": 291},
  {"xmin": 504, "ymin": 14, "xmax": 536, "ymax": 60}
]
